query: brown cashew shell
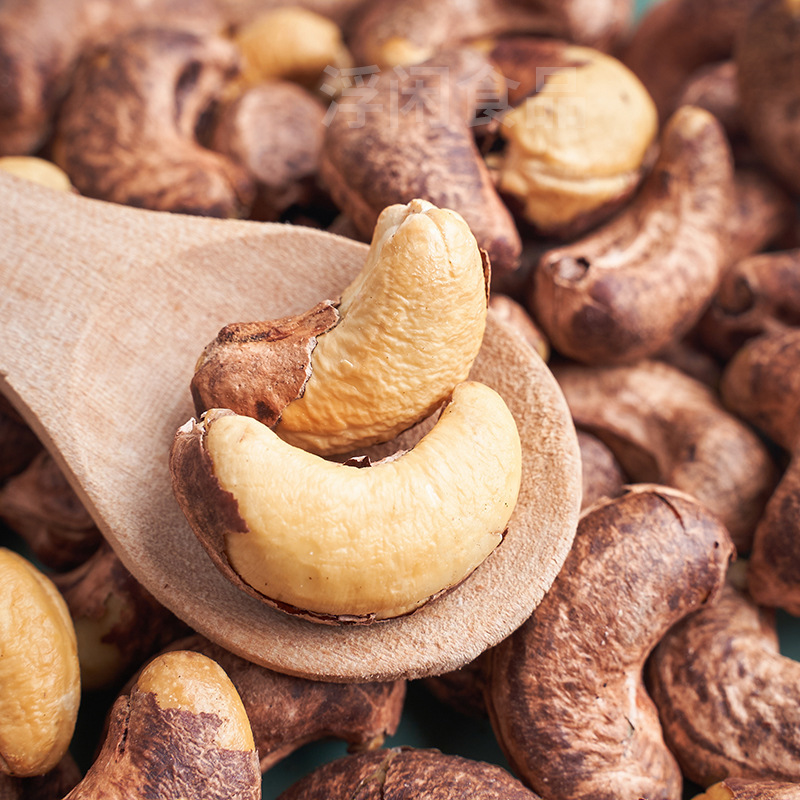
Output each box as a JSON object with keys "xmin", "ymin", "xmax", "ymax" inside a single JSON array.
[
  {"xmin": 0, "ymin": 450, "xmax": 101, "ymax": 571},
  {"xmin": 736, "ymin": 0, "xmax": 800, "ymax": 195},
  {"xmin": 277, "ymin": 747, "xmax": 541, "ymax": 800},
  {"xmin": 554, "ymin": 359, "xmax": 777, "ymax": 553},
  {"xmin": 210, "ymin": 81, "xmax": 327, "ymax": 222},
  {"xmin": 531, "ymin": 105, "xmax": 733, "ymax": 365},
  {"xmin": 319, "ymin": 48, "xmax": 521, "ymax": 275},
  {"xmin": 747, "ymin": 449, "xmax": 800, "ymax": 614},
  {"xmin": 720, "ymin": 328, "xmax": 800, "ymax": 452},
  {"xmin": 346, "ymin": 0, "xmax": 633, "ymax": 67},
  {"xmin": 52, "ymin": 28, "xmax": 254, "ymax": 218},
  {"xmin": 163, "ymin": 633, "xmax": 406, "ymax": 773},
  {"xmin": 648, "ymin": 583, "xmax": 800, "ymax": 786},
  {"xmin": 485, "ymin": 485, "xmax": 734, "ymax": 800},
  {"xmin": 0, "ymin": 396, "xmax": 40, "ymax": 484},
  {"xmin": 622, "ymin": 0, "xmax": 762, "ymax": 122},
  {"xmin": 698, "ymin": 248, "xmax": 800, "ymax": 360},
  {"xmin": 576, "ymin": 428, "xmax": 627, "ymax": 510}
]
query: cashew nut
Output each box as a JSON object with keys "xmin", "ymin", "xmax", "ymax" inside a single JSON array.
[
  {"xmin": 736, "ymin": 0, "xmax": 800, "ymax": 195},
  {"xmin": 0, "ymin": 549, "xmax": 80, "ymax": 777},
  {"xmin": 648, "ymin": 583, "xmax": 800, "ymax": 786},
  {"xmin": 278, "ymin": 747, "xmax": 540, "ymax": 800},
  {"xmin": 0, "ymin": 395, "xmax": 41, "ymax": 485},
  {"xmin": 319, "ymin": 48, "xmax": 521, "ymax": 275},
  {"xmin": 0, "ymin": 450, "xmax": 101, "ymax": 571},
  {"xmin": 554, "ymin": 359, "xmax": 777, "ymax": 553},
  {"xmin": 210, "ymin": 81, "xmax": 327, "ymax": 222},
  {"xmin": 0, "ymin": 157, "xmax": 72, "ymax": 193},
  {"xmin": 191, "ymin": 198, "xmax": 489, "ymax": 455},
  {"xmin": 694, "ymin": 779, "xmax": 800, "ymax": 800},
  {"xmin": 488, "ymin": 294, "xmax": 549, "ymax": 362},
  {"xmin": 576, "ymin": 428, "xmax": 626, "ymax": 510},
  {"xmin": 165, "ymin": 633, "xmax": 405, "ymax": 772},
  {"xmin": 51, "ymin": 28, "xmax": 254, "ymax": 218},
  {"xmin": 171, "ymin": 380, "xmax": 522, "ymax": 622},
  {"xmin": 64, "ymin": 650, "xmax": 260, "ymax": 799},
  {"xmin": 490, "ymin": 38, "xmax": 657, "ymax": 238},
  {"xmin": 531, "ymin": 105, "xmax": 734, "ymax": 365},
  {"xmin": 486, "ymin": 486, "xmax": 734, "ymax": 800}
]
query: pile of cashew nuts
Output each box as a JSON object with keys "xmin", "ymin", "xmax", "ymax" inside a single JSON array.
[{"xmin": 2, "ymin": 0, "xmax": 800, "ymax": 797}]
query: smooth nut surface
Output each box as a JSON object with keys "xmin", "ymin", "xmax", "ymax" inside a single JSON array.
[
  {"xmin": 172, "ymin": 380, "xmax": 521, "ymax": 622},
  {"xmin": 0, "ymin": 548, "xmax": 80, "ymax": 777}
]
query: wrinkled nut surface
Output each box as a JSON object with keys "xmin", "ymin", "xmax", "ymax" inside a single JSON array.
[
  {"xmin": 320, "ymin": 48, "xmax": 521, "ymax": 274},
  {"xmin": 64, "ymin": 650, "xmax": 260, "ymax": 799},
  {"xmin": 52, "ymin": 28, "xmax": 254, "ymax": 218},
  {"xmin": 492, "ymin": 39, "xmax": 657, "ymax": 237},
  {"xmin": 233, "ymin": 6, "xmax": 352, "ymax": 90},
  {"xmin": 278, "ymin": 747, "xmax": 541, "ymax": 800},
  {"xmin": 736, "ymin": 0, "xmax": 800, "ymax": 195},
  {"xmin": 166, "ymin": 633, "xmax": 405, "ymax": 771},
  {"xmin": 211, "ymin": 81, "xmax": 327, "ymax": 222},
  {"xmin": 698, "ymin": 248, "xmax": 800, "ymax": 360},
  {"xmin": 172, "ymin": 380, "xmax": 522, "ymax": 622},
  {"xmin": 192, "ymin": 199, "xmax": 489, "ymax": 455},
  {"xmin": 345, "ymin": 0, "xmax": 633, "ymax": 68},
  {"xmin": 0, "ymin": 450, "xmax": 102, "ymax": 572},
  {"xmin": 52, "ymin": 542, "xmax": 188, "ymax": 691},
  {"xmin": 554, "ymin": 359, "xmax": 776, "ymax": 553},
  {"xmin": 0, "ymin": 549, "xmax": 80, "ymax": 778},
  {"xmin": 486, "ymin": 486, "xmax": 734, "ymax": 800},
  {"xmin": 531, "ymin": 105, "xmax": 733, "ymax": 365},
  {"xmin": 649, "ymin": 583, "xmax": 800, "ymax": 786}
]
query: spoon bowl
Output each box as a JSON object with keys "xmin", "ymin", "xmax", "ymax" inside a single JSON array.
[{"xmin": 0, "ymin": 171, "xmax": 581, "ymax": 682}]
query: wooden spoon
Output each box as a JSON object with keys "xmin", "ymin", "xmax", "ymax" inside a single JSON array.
[{"xmin": 0, "ymin": 171, "xmax": 581, "ymax": 682}]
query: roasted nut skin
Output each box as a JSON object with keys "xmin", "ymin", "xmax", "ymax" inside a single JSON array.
[
  {"xmin": 277, "ymin": 747, "xmax": 542, "ymax": 800},
  {"xmin": 64, "ymin": 651, "xmax": 260, "ymax": 800},
  {"xmin": 0, "ymin": 451, "xmax": 101, "ymax": 571},
  {"xmin": 165, "ymin": 633, "xmax": 405, "ymax": 771},
  {"xmin": 531, "ymin": 106, "xmax": 733, "ymax": 365},
  {"xmin": 52, "ymin": 28, "xmax": 254, "ymax": 218},
  {"xmin": 736, "ymin": 0, "xmax": 800, "ymax": 195},
  {"xmin": 648, "ymin": 583, "xmax": 800, "ymax": 786},
  {"xmin": 0, "ymin": 396, "xmax": 40, "ymax": 484},
  {"xmin": 486, "ymin": 486, "xmax": 734, "ymax": 800},
  {"xmin": 694, "ymin": 778, "xmax": 800, "ymax": 800},
  {"xmin": 576, "ymin": 429, "xmax": 626, "ymax": 510},
  {"xmin": 320, "ymin": 48, "xmax": 521, "ymax": 275},
  {"xmin": 554, "ymin": 359, "xmax": 776, "ymax": 553}
]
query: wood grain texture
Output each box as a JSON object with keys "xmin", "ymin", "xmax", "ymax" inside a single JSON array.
[{"xmin": 0, "ymin": 171, "xmax": 581, "ymax": 682}]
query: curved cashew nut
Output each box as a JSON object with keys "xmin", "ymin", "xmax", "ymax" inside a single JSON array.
[
  {"xmin": 0, "ymin": 549, "xmax": 80, "ymax": 778},
  {"xmin": 531, "ymin": 105, "xmax": 733, "ymax": 365},
  {"xmin": 52, "ymin": 28, "xmax": 254, "ymax": 218},
  {"xmin": 279, "ymin": 746, "xmax": 540, "ymax": 799},
  {"xmin": 192, "ymin": 198, "xmax": 489, "ymax": 456},
  {"xmin": 319, "ymin": 48, "xmax": 521, "ymax": 275},
  {"xmin": 171, "ymin": 380, "xmax": 522, "ymax": 622},
  {"xmin": 166, "ymin": 633, "xmax": 405, "ymax": 772},
  {"xmin": 65, "ymin": 650, "xmax": 260, "ymax": 799},
  {"xmin": 649, "ymin": 583, "xmax": 800, "ymax": 786},
  {"xmin": 554, "ymin": 359, "xmax": 777, "ymax": 553},
  {"xmin": 485, "ymin": 486, "xmax": 734, "ymax": 800},
  {"xmin": 694, "ymin": 778, "xmax": 800, "ymax": 800}
]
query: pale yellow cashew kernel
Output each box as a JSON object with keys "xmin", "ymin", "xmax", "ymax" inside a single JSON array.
[
  {"xmin": 0, "ymin": 548, "xmax": 80, "ymax": 777},
  {"xmin": 0, "ymin": 157, "xmax": 72, "ymax": 193},
  {"xmin": 136, "ymin": 650, "xmax": 254, "ymax": 752},
  {"xmin": 495, "ymin": 46, "xmax": 657, "ymax": 234},
  {"xmin": 277, "ymin": 199, "xmax": 489, "ymax": 454},
  {"xmin": 206, "ymin": 380, "xmax": 521, "ymax": 620}
]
